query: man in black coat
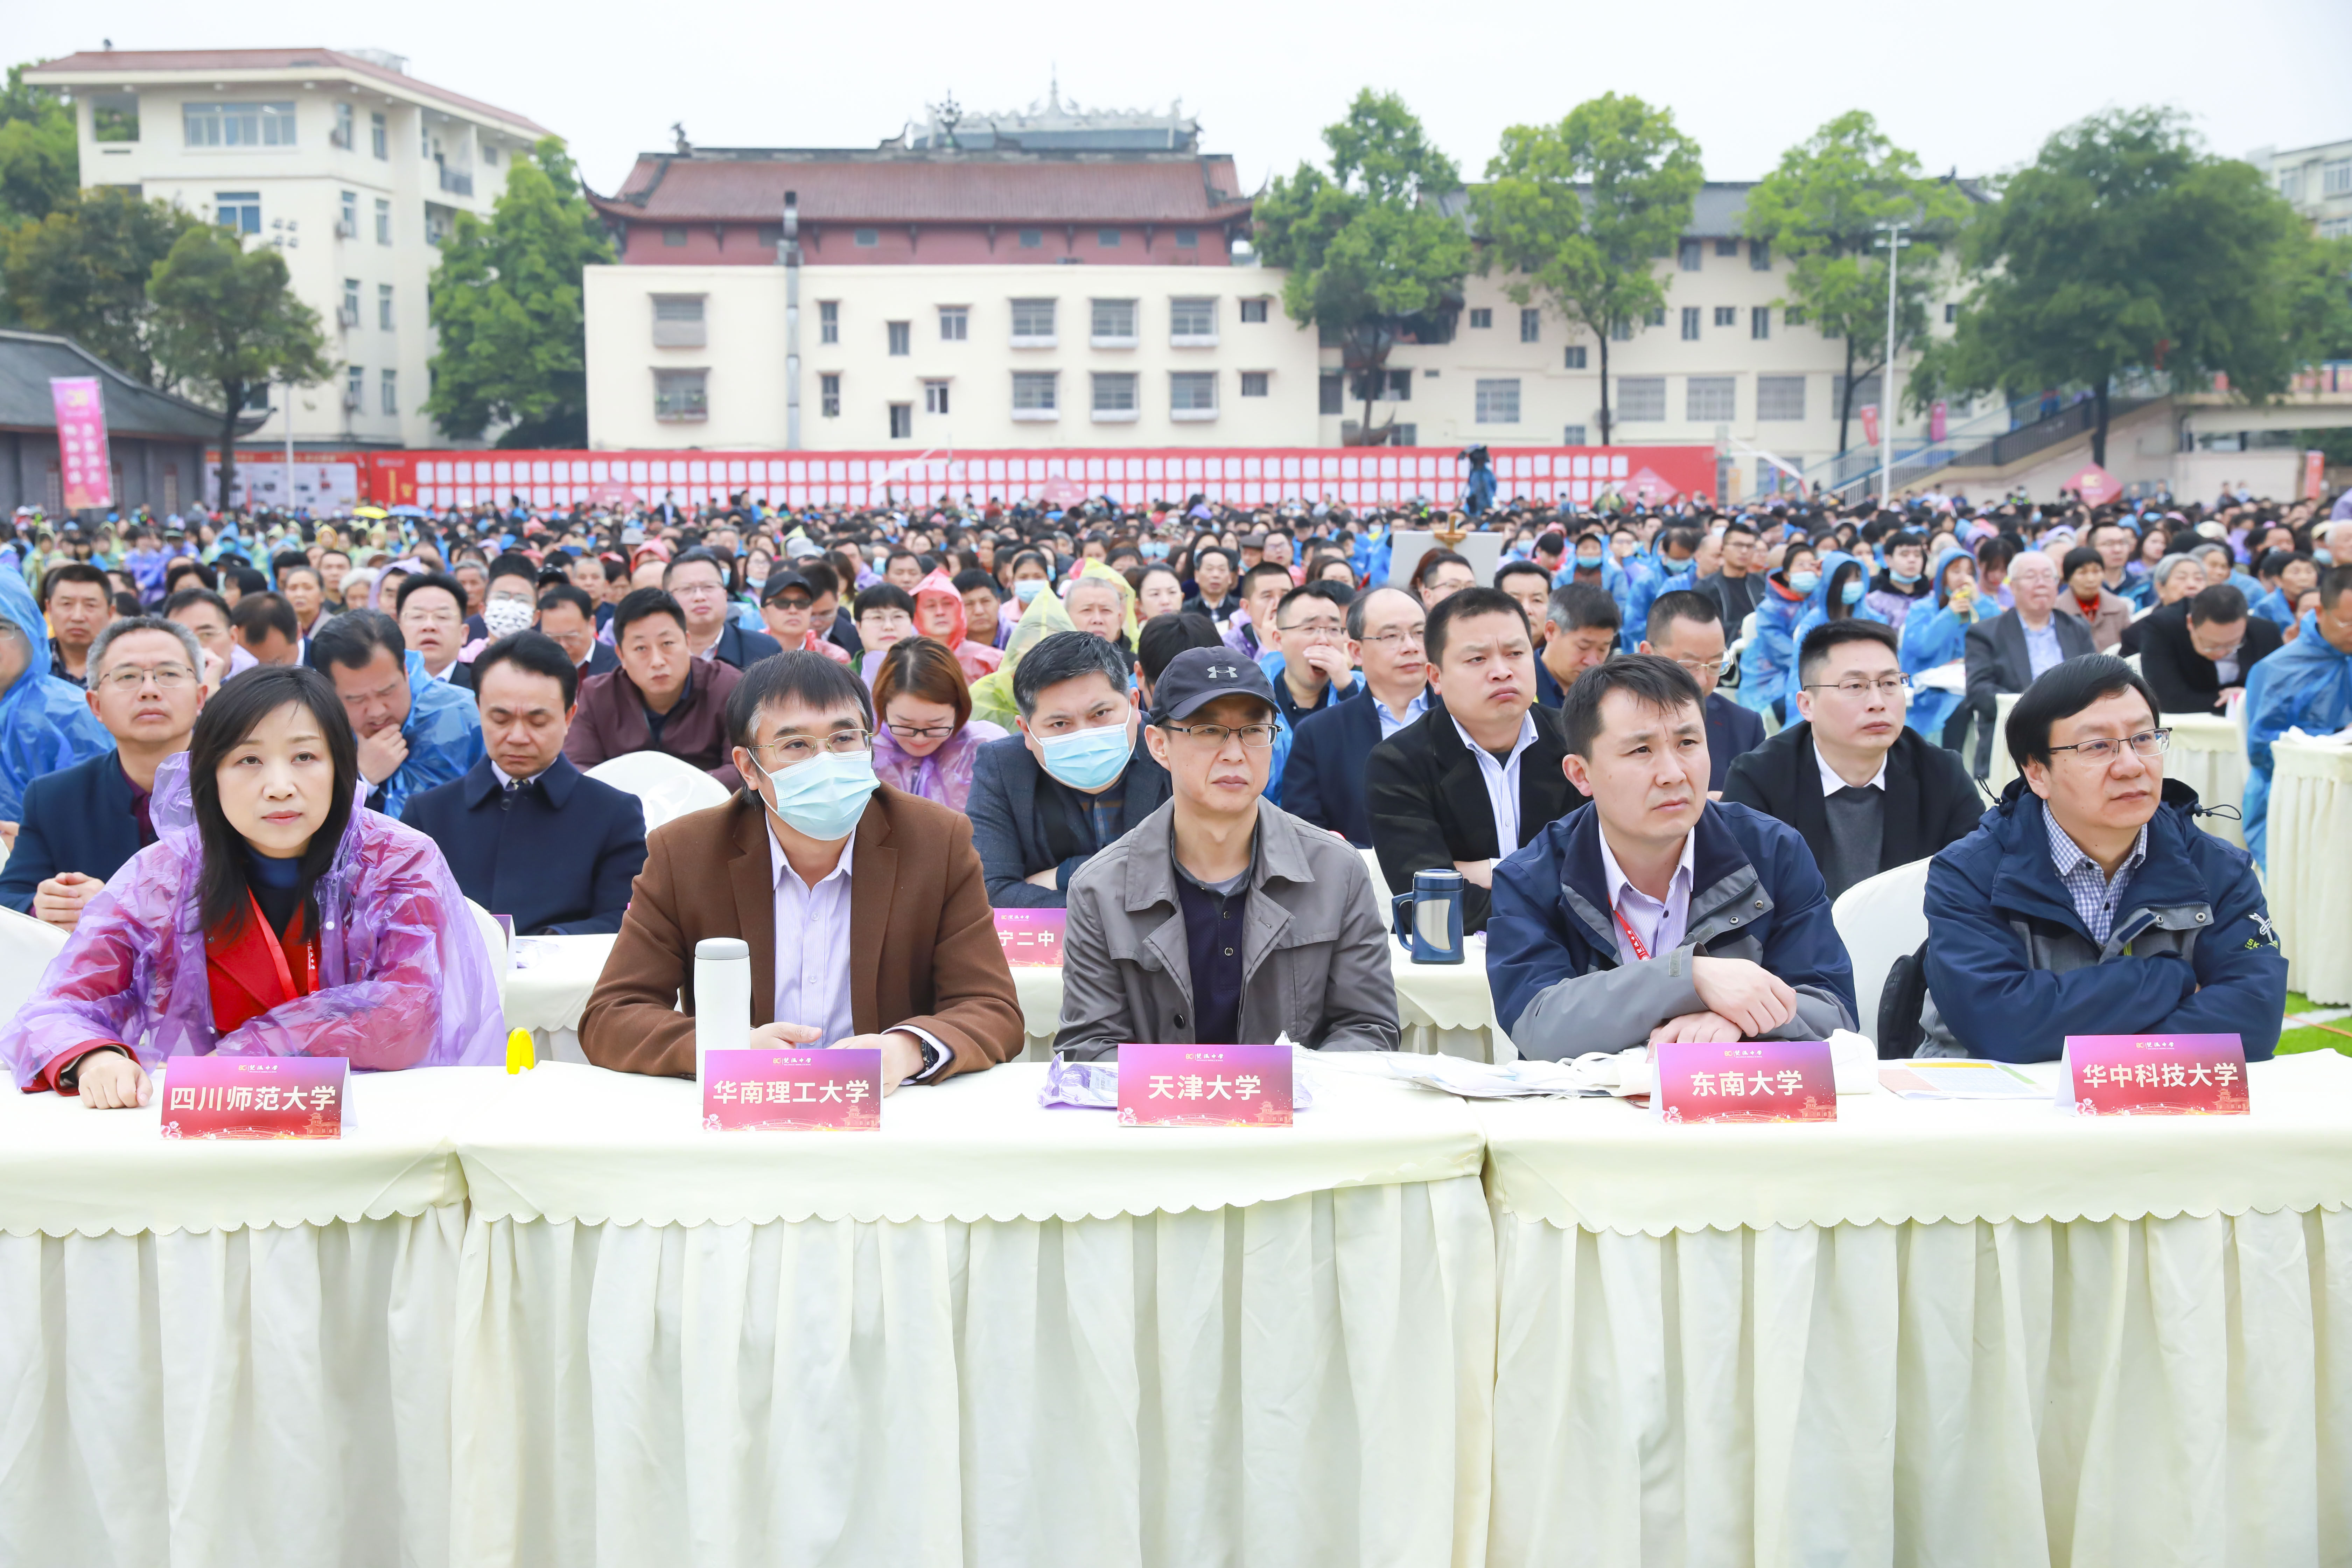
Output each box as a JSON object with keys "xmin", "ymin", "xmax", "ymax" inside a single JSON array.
[
  {"xmin": 2136, "ymin": 584, "xmax": 2283, "ymax": 718},
  {"xmin": 1723, "ymin": 621, "xmax": 1983, "ymax": 901},
  {"xmin": 1366, "ymin": 587, "xmax": 1577, "ymax": 933},
  {"xmin": 399, "ymin": 631, "xmax": 648, "ymax": 936},
  {"xmin": 1284, "ymin": 586, "xmax": 1430, "ymax": 846}
]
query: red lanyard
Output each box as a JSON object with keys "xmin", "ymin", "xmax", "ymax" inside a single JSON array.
[
  {"xmin": 252, "ymin": 894, "xmax": 321, "ymax": 1001},
  {"xmin": 1613, "ymin": 903, "xmax": 1651, "ymax": 962}
]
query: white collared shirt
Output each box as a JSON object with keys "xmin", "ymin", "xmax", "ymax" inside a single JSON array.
[
  {"xmin": 1451, "ymin": 712, "xmax": 1540, "ymax": 855},
  {"xmin": 1814, "ymin": 744, "xmax": 1888, "ymax": 797},
  {"xmin": 768, "ymin": 826, "xmax": 859, "ymax": 1048},
  {"xmin": 1596, "ymin": 825, "xmax": 1697, "ymax": 966},
  {"xmin": 487, "ymin": 760, "xmax": 550, "ymax": 792},
  {"xmin": 1373, "ymin": 687, "xmax": 1430, "ymax": 740}
]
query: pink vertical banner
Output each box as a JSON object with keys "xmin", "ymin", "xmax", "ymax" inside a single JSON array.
[
  {"xmin": 50, "ymin": 377, "xmax": 113, "ymax": 511},
  {"xmin": 1929, "ymin": 400, "xmax": 1948, "ymax": 442}
]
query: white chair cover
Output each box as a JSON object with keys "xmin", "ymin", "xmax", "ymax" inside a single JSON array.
[
  {"xmin": 0, "ymin": 905, "xmax": 68, "ymax": 1023},
  {"xmin": 585, "ymin": 751, "xmax": 732, "ymax": 831},
  {"xmin": 1829, "ymin": 855, "xmax": 1934, "ymax": 1045}
]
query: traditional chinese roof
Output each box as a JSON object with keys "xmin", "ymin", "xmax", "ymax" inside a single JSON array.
[{"xmin": 0, "ymin": 330, "xmax": 262, "ymax": 440}]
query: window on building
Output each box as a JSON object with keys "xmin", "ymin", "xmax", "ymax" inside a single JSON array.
[
  {"xmin": 2278, "ymin": 169, "xmax": 2304, "ymax": 202},
  {"xmin": 1715, "ymin": 238, "xmax": 1738, "ymax": 257},
  {"xmin": 1319, "ymin": 372, "xmax": 1345, "ymax": 416},
  {"xmin": 1757, "ymin": 374, "xmax": 1807, "ymax": 421},
  {"xmin": 1944, "ymin": 302, "xmax": 1959, "ymax": 324},
  {"xmin": 1785, "ymin": 306, "xmax": 1807, "ymax": 326},
  {"xmin": 1469, "ymin": 307, "xmax": 1492, "ymax": 330},
  {"xmin": 1091, "ymin": 299, "xmax": 1138, "ymax": 342},
  {"xmin": 1093, "ymin": 372, "xmax": 1138, "ymax": 414},
  {"xmin": 378, "ymin": 283, "xmax": 395, "ymax": 331},
  {"xmin": 1175, "ymin": 228, "xmax": 1198, "ymax": 248},
  {"xmin": 184, "ymin": 102, "xmax": 297, "ymax": 148},
  {"xmin": 1644, "ymin": 306, "xmax": 1666, "ymax": 328},
  {"xmin": 92, "ymin": 93, "xmax": 139, "ymax": 142},
  {"xmin": 1017, "ymin": 228, "xmax": 1042, "ymax": 249},
  {"xmin": 924, "ymin": 381, "xmax": 950, "ymax": 414},
  {"xmin": 1240, "ymin": 371, "xmax": 1270, "ymax": 398},
  {"xmin": 888, "ymin": 403, "xmax": 913, "ymax": 439},
  {"xmin": 1520, "ymin": 307, "xmax": 1541, "ymax": 343},
  {"xmin": 1170, "ymin": 297, "xmax": 1217, "ymax": 341},
  {"xmin": 1617, "ymin": 377, "xmax": 1666, "ymax": 421},
  {"xmin": 214, "ymin": 191, "xmax": 261, "ymax": 235},
  {"xmin": 1474, "ymin": 379, "xmax": 1521, "ymax": 424},
  {"xmin": 1713, "ymin": 306, "xmax": 1736, "ymax": 328},
  {"xmin": 1098, "ymin": 228, "xmax": 1121, "ymax": 247},
  {"xmin": 1751, "ymin": 306, "xmax": 1770, "ymax": 340},
  {"xmin": 1680, "ymin": 307, "xmax": 1700, "ymax": 341},
  {"xmin": 2326, "ymin": 159, "xmax": 2352, "ymax": 197},
  {"xmin": 1240, "ymin": 298, "xmax": 1269, "ymax": 323},
  {"xmin": 338, "ymin": 189, "xmax": 358, "ymax": 237},
  {"xmin": 1750, "ymin": 240, "xmax": 1770, "ymax": 270},
  {"xmin": 331, "ymin": 102, "xmax": 354, "ymax": 150},
  {"xmin": 1010, "ymin": 298, "xmax": 1056, "ymax": 342},
  {"xmin": 820, "ymin": 372, "xmax": 841, "ymax": 417},
  {"xmin": 1390, "ymin": 424, "xmax": 1419, "ymax": 447},
  {"xmin": 1562, "ymin": 424, "xmax": 1587, "ymax": 445},
  {"xmin": 1678, "ymin": 238, "xmax": 1703, "ymax": 271},
  {"xmin": 1830, "ymin": 372, "xmax": 1883, "ymax": 412},
  {"xmin": 938, "ymin": 306, "xmax": 967, "ymax": 341},
  {"xmin": 1609, "ymin": 319, "xmax": 1633, "ymax": 342},
  {"xmin": 819, "ymin": 301, "xmax": 840, "ymax": 345},
  {"xmin": 341, "ymin": 278, "xmax": 359, "ymax": 326},
  {"xmin": 1354, "ymin": 368, "xmax": 1411, "ymax": 402},
  {"xmin": 653, "ymin": 369, "xmax": 706, "ymax": 421},
  {"xmin": 1170, "ymin": 371, "xmax": 1217, "ymax": 414},
  {"xmin": 887, "ymin": 321, "xmax": 911, "ymax": 356},
  {"xmin": 855, "ymin": 228, "xmax": 879, "ymax": 247},
  {"xmin": 662, "ymin": 226, "xmax": 687, "ymax": 247},
  {"xmin": 380, "ymin": 368, "xmax": 399, "ymax": 416},
  {"xmin": 370, "ymin": 111, "xmax": 387, "ymax": 159},
  {"xmin": 1012, "ymin": 371, "xmax": 1058, "ymax": 413},
  {"xmin": 345, "ymin": 365, "xmax": 365, "ymax": 411},
  {"xmin": 372, "ymin": 198, "xmax": 391, "ymax": 247},
  {"xmin": 481, "ymin": 142, "xmax": 498, "ymax": 165},
  {"xmin": 1686, "ymin": 376, "xmax": 1735, "ymax": 422},
  {"xmin": 243, "ymin": 384, "xmax": 272, "ymax": 413},
  {"xmin": 1564, "ymin": 345, "xmax": 1588, "ymax": 369},
  {"xmin": 652, "ymin": 294, "xmax": 706, "ymax": 347}
]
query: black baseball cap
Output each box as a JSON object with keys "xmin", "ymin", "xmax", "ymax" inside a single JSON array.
[
  {"xmin": 1149, "ymin": 647, "xmax": 1279, "ymax": 726},
  {"xmin": 761, "ymin": 569, "xmax": 815, "ymax": 604}
]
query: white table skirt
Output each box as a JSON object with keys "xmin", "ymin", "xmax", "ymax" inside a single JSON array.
[
  {"xmin": 0, "ymin": 1208, "xmax": 465, "ymax": 1568},
  {"xmin": 450, "ymin": 1178, "xmax": 1496, "ymax": 1568},
  {"xmin": 1488, "ymin": 1205, "xmax": 2352, "ymax": 1568},
  {"xmin": 2269, "ymin": 735, "xmax": 2352, "ymax": 1004}
]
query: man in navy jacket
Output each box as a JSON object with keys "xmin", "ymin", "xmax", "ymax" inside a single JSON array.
[
  {"xmin": 1917, "ymin": 655, "xmax": 2285, "ymax": 1061},
  {"xmin": 1488, "ymin": 656, "xmax": 1856, "ymax": 1058},
  {"xmin": 400, "ymin": 631, "xmax": 648, "ymax": 936},
  {"xmin": 1284, "ymin": 586, "xmax": 1430, "ymax": 846}
]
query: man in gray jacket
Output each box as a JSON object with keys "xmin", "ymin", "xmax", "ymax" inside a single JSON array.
[{"xmin": 1054, "ymin": 649, "xmax": 1400, "ymax": 1059}]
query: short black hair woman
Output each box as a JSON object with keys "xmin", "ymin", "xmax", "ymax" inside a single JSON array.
[{"xmin": 3, "ymin": 665, "xmax": 505, "ymax": 1106}]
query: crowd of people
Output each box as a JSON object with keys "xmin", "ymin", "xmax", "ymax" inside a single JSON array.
[{"xmin": 2, "ymin": 476, "xmax": 2347, "ymax": 1103}]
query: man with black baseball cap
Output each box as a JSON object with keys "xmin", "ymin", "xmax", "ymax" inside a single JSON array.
[
  {"xmin": 759, "ymin": 570, "xmax": 851, "ymax": 664},
  {"xmin": 1053, "ymin": 648, "xmax": 1399, "ymax": 1057}
]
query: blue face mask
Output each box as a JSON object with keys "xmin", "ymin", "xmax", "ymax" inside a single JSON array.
[
  {"xmin": 750, "ymin": 750, "xmax": 879, "ymax": 842},
  {"xmin": 1033, "ymin": 717, "xmax": 1133, "ymax": 790},
  {"xmin": 1890, "ymin": 567, "xmax": 1921, "ymax": 585},
  {"xmin": 1014, "ymin": 578, "xmax": 1046, "ymax": 604},
  {"xmin": 1575, "ymin": 553, "xmax": 1604, "ymax": 569},
  {"xmin": 1790, "ymin": 571, "xmax": 1821, "ymax": 595},
  {"xmin": 1840, "ymin": 578, "xmax": 1865, "ymax": 606},
  {"xmin": 1142, "ymin": 540, "xmax": 1168, "ymax": 560}
]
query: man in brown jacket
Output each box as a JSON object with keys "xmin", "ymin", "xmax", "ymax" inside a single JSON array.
[
  {"xmin": 582, "ymin": 651, "xmax": 1022, "ymax": 1090},
  {"xmin": 563, "ymin": 586, "xmax": 745, "ymax": 784}
]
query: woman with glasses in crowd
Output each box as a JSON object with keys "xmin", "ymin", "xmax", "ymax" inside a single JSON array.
[{"xmin": 869, "ymin": 636, "xmax": 1007, "ymax": 813}]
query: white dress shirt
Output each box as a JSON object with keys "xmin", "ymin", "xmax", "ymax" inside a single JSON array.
[
  {"xmin": 1451, "ymin": 712, "xmax": 1540, "ymax": 857},
  {"xmin": 1596, "ymin": 825, "xmax": 1697, "ymax": 966},
  {"xmin": 1814, "ymin": 746, "xmax": 1888, "ymax": 796},
  {"xmin": 1373, "ymin": 688, "xmax": 1430, "ymax": 740}
]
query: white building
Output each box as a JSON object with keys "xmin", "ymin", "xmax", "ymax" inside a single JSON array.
[
  {"xmin": 27, "ymin": 46, "xmax": 552, "ymax": 453},
  {"xmin": 2247, "ymin": 138, "xmax": 2352, "ymax": 239}
]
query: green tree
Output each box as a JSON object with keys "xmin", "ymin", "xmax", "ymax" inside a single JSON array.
[
  {"xmin": 148, "ymin": 225, "xmax": 331, "ymax": 509},
  {"xmin": 1470, "ymin": 93, "xmax": 1701, "ymax": 445},
  {"xmin": 0, "ymin": 64, "xmax": 78, "ymax": 234},
  {"xmin": 425, "ymin": 137, "xmax": 612, "ymax": 448},
  {"xmin": 1253, "ymin": 90, "xmax": 1471, "ymax": 446},
  {"xmin": 1927, "ymin": 108, "xmax": 2323, "ymax": 466},
  {"xmin": 1, "ymin": 188, "xmax": 198, "ymax": 382},
  {"xmin": 1741, "ymin": 111, "xmax": 1971, "ymax": 456}
]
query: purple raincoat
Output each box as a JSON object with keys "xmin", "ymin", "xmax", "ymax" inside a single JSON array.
[
  {"xmin": 3, "ymin": 753, "xmax": 505, "ymax": 1092},
  {"xmin": 870, "ymin": 718, "xmax": 1008, "ymax": 813}
]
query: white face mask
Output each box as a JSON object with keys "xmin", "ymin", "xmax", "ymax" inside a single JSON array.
[{"xmin": 482, "ymin": 599, "xmax": 533, "ymax": 640}]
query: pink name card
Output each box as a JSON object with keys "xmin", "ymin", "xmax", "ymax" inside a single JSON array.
[
  {"xmin": 161, "ymin": 1056, "xmax": 347, "ymax": 1140},
  {"xmin": 1117, "ymin": 1043, "xmax": 1293, "ymax": 1127},
  {"xmin": 994, "ymin": 909, "xmax": 1067, "ymax": 967},
  {"xmin": 2062, "ymin": 1034, "xmax": 2249, "ymax": 1116},
  {"xmin": 1653, "ymin": 1040, "xmax": 1837, "ymax": 1124},
  {"xmin": 702, "ymin": 1048, "xmax": 882, "ymax": 1131}
]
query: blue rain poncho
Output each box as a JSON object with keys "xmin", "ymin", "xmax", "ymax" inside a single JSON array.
[
  {"xmin": 371, "ymin": 650, "xmax": 486, "ymax": 820},
  {"xmin": 1784, "ymin": 551, "xmax": 1889, "ymax": 711},
  {"xmin": 0, "ymin": 572, "xmax": 110, "ymax": 821},
  {"xmin": 1898, "ymin": 547, "xmax": 1985, "ymax": 741},
  {"xmin": 2242, "ymin": 612, "xmax": 2352, "ymax": 865}
]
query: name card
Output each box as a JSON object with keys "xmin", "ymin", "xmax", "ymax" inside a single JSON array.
[
  {"xmin": 702, "ymin": 1048, "xmax": 882, "ymax": 1131},
  {"xmin": 1652, "ymin": 1040, "xmax": 1836, "ymax": 1124},
  {"xmin": 994, "ymin": 909, "xmax": 1067, "ymax": 967},
  {"xmin": 2062, "ymin": 1034, "xmax": 2249, "ymax": 1116},
  {"xmin": 1117, "ymin": 1043, "xmax": 1292, "ymax": 1127},
  {"xmin": 160, "ymin": 1056, "xmax": 347, "ymax": 1140}
]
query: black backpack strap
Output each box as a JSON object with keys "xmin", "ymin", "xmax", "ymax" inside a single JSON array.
[{"xmin": 1876, "ymin": 935, "xmax": 1934, "ymax": 1059}]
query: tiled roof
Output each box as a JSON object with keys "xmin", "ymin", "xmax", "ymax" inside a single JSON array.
[
  {"xmin": 0, "ymin": 330, "xmax": 262, "ymax": 441},
  {"xmin": 587, "ymin": 153, "xmax": 1253, "ymax": 226},
  {"xmin": 26, "ymin": 49, "xmax": 551, "ymax": 136}
]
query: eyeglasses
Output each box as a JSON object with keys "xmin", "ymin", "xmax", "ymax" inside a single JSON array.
[
  {"xmin": 1360, "ymin": 628, "xmax": 1426, "ymax": 648},
  {"xmin": 97, "ymin": 663, "xmax": 195, "ymax": 691},
  {"xmin": 2047, "ymin": 729, "xmax": 2171, "ymax": 763},
  {"xmin": 1276, "ymin": 619, "xmax": 1345, "ymax": 638},
  {"xmin": 1665, "ymin": 654, "xmax": 1734, "ymax": 677},
  {"xmin": 1802, "ymin": 675, "xmax": 1911, "ymax": 698},
  {"xmin": 749, "ymin": 729, "xmax": 874, "ymax": 766},
  {"xmin": 884, "ymin": 720, "xmax": 959, "ymax": 741},
  {"xmin": 1160, "ymin": 721, "xmax": 1280, "ymax": 750}
]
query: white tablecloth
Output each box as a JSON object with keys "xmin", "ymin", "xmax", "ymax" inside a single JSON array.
[
  {"xmin": 446, "ymin": 1059, "xmax": 1497, "ymax": 1567},
  {"xmin": 1477, "ymin": 1053, "xmax": 2352, "ymax": 1568},
  {"xmin": 1991, "ymin": 697, "xmax": 2246, "ymax": 845},
  {"xmin": 2269, "ymin": 734, "xmax": 2352, "ymax": 1004}
]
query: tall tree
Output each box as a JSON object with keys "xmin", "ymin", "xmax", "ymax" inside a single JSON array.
[
  {"xmin": 0, "ymin": 63, "xmax": 77, "ymax": 234},
  {"xmin": 1741, "ymin": 111, "xmax": 1970, "ymax": 456},
  {"xmin": 1926, "ymin": 107, "xmax": 2322, "ymax": 466},
  {"xmin": 1470, "ymin": 93, "xmax": 1700, "ymax": 445},
  {"xmin": 1, "ymin": 188, "xmax": 198, "ymax": 382},
  {"xmin": 148, "ymin": 225, "xmax": 331, "ymax": 509},
  {"xmin": 425, "ymin": 137, "xmax": 613, "ymax": 448},
  {"xmin": 1253, "ymin": 90, "xmax": 1471, "ymax": 446}
]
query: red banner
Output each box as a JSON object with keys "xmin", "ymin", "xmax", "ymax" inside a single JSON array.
[
  {"xmin": 51, "ymin": 377, "xmax": 112, "ymax": 511},
  {"xmin": 1858, "ymin": 405, "xmax": 1881, "ymax": 449},
  {"xmin": 341, "ymin": 445, "xmax": 1721, "ymax": 513},
  {"xmin": 2306, "ymin": 449, "xmax": 2327, "ymax": 502},
  {"xmin": 1929, "ymin": 400, "xmax": 1948, "ymax": 443}
]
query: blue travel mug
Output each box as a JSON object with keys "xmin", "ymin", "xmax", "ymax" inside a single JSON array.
[{"xmin": 1390, "ymin": 868, "xmax": 1466, "ymax": 964}]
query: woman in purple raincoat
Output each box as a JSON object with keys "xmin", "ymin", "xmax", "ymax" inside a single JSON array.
[
  {"xmin": 4, "ymin": 666, "xmax": 504, "ymax": 1104},
  {"xmin": 867, "ymin": 636, "xmax": 1005, "ymax": 814}
]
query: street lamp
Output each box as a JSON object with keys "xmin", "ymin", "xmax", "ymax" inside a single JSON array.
[
  {"xmin": 1874, "ymin": 221, "xmax": 1911, "ymax": 510},
  {"xmin": 265, "ymin": 220, "xmax": 301, "ymax": 513}
]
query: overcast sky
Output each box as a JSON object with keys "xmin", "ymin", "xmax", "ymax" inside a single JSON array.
[{"xmin": 21, "ymin": 0, "xmax": 2350, "ymax": 196}]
